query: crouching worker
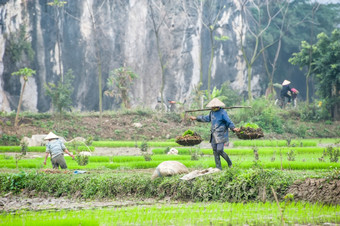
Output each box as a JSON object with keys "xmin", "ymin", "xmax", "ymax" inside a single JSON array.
[
  {"xmin": 190, "ymin": 98, "xmax": 240, "ymax": 170},
  {"xmin": 43, "ymin": 132, "xmax": 75, "ymax": 169}
]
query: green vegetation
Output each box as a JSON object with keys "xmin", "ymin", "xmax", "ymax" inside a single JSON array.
[
  {"xmin": 11, "ymin": 67, "xmax": 36, "ymax": 127},
  {"xmin": 1, "ymin": 150, "xmax": 338, "ymax": 170},
  {"xmin": 92, "ymin": 141, "xmax": 180, "ymax": 147},
  {"xmin": 289, "ymin": 29, "xmax": 340, "ymax": 120},
  {"xmin": 45, "ymin": 69, "xmax": 75, "ymax": 116},
  {"xmin": 6, "ymin": 25, "xmax": 35, "ymax": 63},
  {"xmin": 233, "ymin": 139, "xmax": 317, "ymax": 147},
  {"xmin": 182, "ymin": 129, "xmax": 194, "ymax": 136},
  {"xmin": 0, "ymin": 146, "xmax": 95, "ymax": 153},
  {"xmin": 105, "ymin": 66, "xmax": 139, "ymax": 109},
  {"xmin": 0, "ymin": 138, "xmax": 339, "ymax": 224},
  {"xmin": 242, "ymin": 122, "xmax": 259, "ymax": 129},
  {"xmin": 0, "ymin": 134, "xmax": 21, "ymax": 146},
  {"xmin": 0, "ymin": 168, "xmax": 295, "ymax": 200},
  {"xmin": 1, "ymin": 202, "xmax": 339, "ymax": 225}
]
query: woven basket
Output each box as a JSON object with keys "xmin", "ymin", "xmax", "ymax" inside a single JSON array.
[
  {"xmin": 235, "ymin": 127, "xmax": 264, "ymax": 140},
  {"xmin": 176, "ymin": 135, "xmax": 203, "ymax": 146}
]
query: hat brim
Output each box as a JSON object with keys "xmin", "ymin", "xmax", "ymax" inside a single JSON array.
[
  {"xmin": 206, "ymin": 98, "xmax": 225, "ymax": 108},
  {"xmin": 44, "ymin": 132, "xmax": 59, "ymax": 140}
]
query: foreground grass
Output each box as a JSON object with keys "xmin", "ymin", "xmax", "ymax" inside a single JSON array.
[{"xmin": 1, "ymin": 202, "xmax": 339, "ymax": 225}]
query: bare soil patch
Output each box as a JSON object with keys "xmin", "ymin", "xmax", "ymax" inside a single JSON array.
[
  {"xmin": 0, "ymin": 193, "xmax": 175, "ymax": 212},
  {"xmin": 0, "ymin": 114, "xmax": 187, "ymax": 141},
  {"xmin": 286, "ymin": 178, "xmax": 340, "ymax": 205}
]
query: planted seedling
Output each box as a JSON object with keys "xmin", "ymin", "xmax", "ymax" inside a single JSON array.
[
  {"xmin": 287, "ymin": 150, "xmax": 296, "ymax": 161},
  {"xmin": 140, "ymin": 140, "xmax": 152, "ymax": 161},
  {"xmin": 176, "ymin": 129, "xmax": 202, "ymax": 146}
]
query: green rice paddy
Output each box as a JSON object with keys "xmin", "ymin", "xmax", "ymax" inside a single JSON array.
[
  {"xmin": 1, "ymin": 202, "xmax": 339, "ymax": 225},
  {"xmin": 0, "ymin": 138, "xmax": 339, "ymax": 225}
]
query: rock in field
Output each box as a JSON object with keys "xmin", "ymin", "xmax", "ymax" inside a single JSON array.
[{"xmin": 151, "ymin": 161, "xmax": 189, "ymax": 180}]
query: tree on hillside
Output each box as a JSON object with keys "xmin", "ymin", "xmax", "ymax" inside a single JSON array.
[
  {"xmin": 66, "ymin": 0, "xmax": 114, "ymax": 126},
  {"xmin": 259, "ymin": 0, "xmax": 290, "ymax": 98},
  {"xmin": 289, "ymin": 29, "xmax": 340, "ymax": 120},
  {"xmin": 105, "ymin": 66, "xmax": 139, "ymax": 109},
  {"xmin": 148, "ymin": 0, "xmax": 172, "ymax": 109},
  {"xmin": 264, "ymin": 1, "xmax": 340, "ymax": 102},
  {"xmin": 183, "ymin": 0, "xmax": 229, "ymax": 105},
  {"xmin": 237, "ymin": 0, "xmax": 286, "ymax": 101},
  {"xmin": 11, "ymin": 67, "xmax": 36, "ymax": 127},
  {"xmin": 200, "ymin": 0, "xmax": 229, "ymax": 99},
  {"xmin": 45, "ymin": 69, "xmax": 74, "ymax": 116}
]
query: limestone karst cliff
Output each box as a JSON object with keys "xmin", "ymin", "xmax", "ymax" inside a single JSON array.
[{"xmin": 0, "ymin": 0, "xmax": 296, "ymax": 112}]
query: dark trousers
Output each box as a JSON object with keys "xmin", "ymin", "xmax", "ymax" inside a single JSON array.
[
  {"xmin": 211, "ymin": 143, "xmax": 232, "ymax": 170},
  {"xmin": 281, "ymin": 93, "xmax": 291, "ymax": 103},
  {"xmin": 51, "ymin": 154, "xmax": 67, "ymax": 169}
]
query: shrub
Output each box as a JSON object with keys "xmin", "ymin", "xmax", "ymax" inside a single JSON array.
[
  {"xmin": 0, "ymin": 134, "xmax": 20, "ymax": 146},
  {"xmin": 0, "ymin": 168, "xmax": 295, "ymax": 201},
  {"xmin": 287, "ymin": 150, "xmax": 296, "ymax": 161},
  {"xmin": 326, "ymin": 146, "xmax": 339, "ymax": 163},
  {"xmin": 299, "ymin": 102, "xmax": 331, "ymax": 121},
  {"xmin": 165, "ymin": 112, "xmax": 182, "ymax": 123},
  {"xmin": 140, "ymin": 140, "xmax": 152, "ymax": 161}
]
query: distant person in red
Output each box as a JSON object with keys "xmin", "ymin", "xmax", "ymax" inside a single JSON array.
[
  {"xmin": 280, "ymin": 80, "xmax": 292, "ymax": 104},
  {"xmin": 291, "ymin": 88, "xmax": 299, "ymax": 107}
]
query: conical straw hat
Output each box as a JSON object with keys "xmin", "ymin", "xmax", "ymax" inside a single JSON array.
[
  {"xmin": 282, "ymin": 80, "xmax": 291, "ymax": 86},
  {"xmin": 44, "ymin": 132, "xmax": 59, "ymax": 140},
  {"xmin": 206, "ymin": 98, "xmax": 225, "ymax": 108}
]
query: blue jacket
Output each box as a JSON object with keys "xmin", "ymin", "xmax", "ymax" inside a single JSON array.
[{"xmin": 196, "ymin": 108, "xmax": 235, "ymax": 144}]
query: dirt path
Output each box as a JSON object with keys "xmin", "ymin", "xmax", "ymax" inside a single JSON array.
[{"xmin": 0, "ymin": 193, "xmax": 175, "ymax": 212}]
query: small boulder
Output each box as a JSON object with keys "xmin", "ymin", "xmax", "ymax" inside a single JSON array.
[
  {"xmin": 151, "ymin": 161, "xmax": 189, "ymax": 180},
  {"xmin": 167, "ymin": 148, "xmax": 178, "ymax": 155},
  {"xmin": 133, "ymin": 122, "xmax": 143, "ymax": 128},
  {"xmin": 22, "ymin": 134, "xmax": 66, "ymax": 147}
]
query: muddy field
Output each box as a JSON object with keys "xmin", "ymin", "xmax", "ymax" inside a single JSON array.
[
  {"xmin": 287, "ymin": 178, "xmax": 340, "ymax": 205},
  {"xmin": 0, "ymin": 193, "xmax": 175, "ymax": 212}
]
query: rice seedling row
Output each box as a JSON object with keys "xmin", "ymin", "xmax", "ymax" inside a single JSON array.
[
  {"xmin": 0, "ymin": 146, "xmax": 95, "ymax": 153},
  {"xmin": 1, "ymin": 202, "xmax": 339, "ymax": 225},
  {"xmin": 0, "ymin": 154, "xmax": 338, "ymax": 170}
]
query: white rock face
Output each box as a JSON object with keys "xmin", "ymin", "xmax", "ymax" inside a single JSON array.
[
  {"xmin": 0, "ymin": 0, "xmax": 263, "ymax": 112},
  {"xmin": 167, "ymin": 148, "xmax": 178, "ymax": 155}
]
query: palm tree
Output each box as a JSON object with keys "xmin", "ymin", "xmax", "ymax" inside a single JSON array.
[{"xmin": 11, "ymin": 67, "xmax": 36, "ymax": 127}]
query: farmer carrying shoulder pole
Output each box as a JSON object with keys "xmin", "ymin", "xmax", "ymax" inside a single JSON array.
[
  {"xmin": 43, "ymin": 132, "xmax": 75, "ymax": 169},
  {"xmin": 189, "ymin": 98, "xmax": 240, "ymax": 170}
]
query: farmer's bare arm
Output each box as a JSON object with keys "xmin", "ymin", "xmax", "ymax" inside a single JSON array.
[
  {"xmin": 232, "ymin": 128, "xmax": 240, "ymax": 132},
  {"xmin": 189, "ymin": 116, "xmax": 197, "ymax": 120},
  {"xmin": 64, "ymin": 149, "xmax": 75, "ymax": 160},
  {"xmin": 43, "ymin": 152, "xmax": 49, "ymax": 165}
]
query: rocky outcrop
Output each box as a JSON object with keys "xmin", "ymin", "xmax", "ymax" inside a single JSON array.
[{"xmin": 0, "ymin": 0, "xmax": 262, "ymax": 112}]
